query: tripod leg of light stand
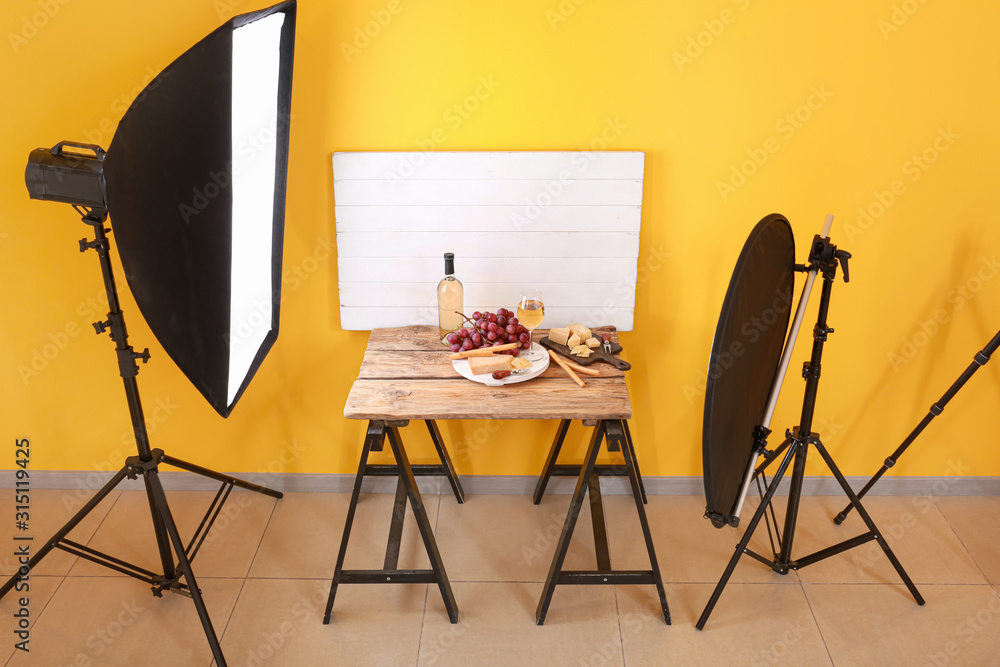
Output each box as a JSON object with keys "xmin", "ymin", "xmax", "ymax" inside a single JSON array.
[
  {"xmin": 161, "ymin": 454, "xmax": 283, "ymax": 499},
  {"xmin": 145, "ymin": 468, "xmax": 228, "ymax": 666},
  {"xmin": 696, "ymin": 437, "xmax": 799, "ymax": 631},
  {"xmin": 834, "ymin": 328, "xmax": 1000, "ymax": 524},
  {"xmin": 813, "ymin": 440, "xmax": 924, "ymax": 605},
  {"xmin": 143, "ymin": 473, "xmax": 179, "ymax": 580},
  {"xmin": 0, "ymin": 467, "xmax": 129, "ymax": 599}
]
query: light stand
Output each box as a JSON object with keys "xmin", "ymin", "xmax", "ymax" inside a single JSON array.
[
  {"xmin": 835, "ymin": 329, "xmax": 1000, "ymax": 524},
  {"xmin": 0, "ymin": 209, "xmax": 282, "ymax": 667},
  {"xmin": 697, "ymin": 234, "xmax": 925, "ymax": 630}
]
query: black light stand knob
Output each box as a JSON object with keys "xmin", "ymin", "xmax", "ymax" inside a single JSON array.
[
  {"xmin": 836, "ymin": 249, "xmax": 852, "ymax": 283},
  {"xmin": 79, "ymin": 237, "xmax": 104, "ymax": 253},
  {"xmin": 135, "ymin": 348, "xmax": 151, "ymax": 364},
  {"xmin": 92, "ymin": 320, "xmax": 110, "ymax": 335}
]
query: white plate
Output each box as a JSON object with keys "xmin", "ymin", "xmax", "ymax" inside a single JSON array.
[{"xmin": 452, "ymin": 352, "xmax": 550, "ymax": 386}]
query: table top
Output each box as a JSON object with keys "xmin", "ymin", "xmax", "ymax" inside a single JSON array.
[{"xmin": 344, "ymin": 326, "xmax": 632, "ymax": 421}]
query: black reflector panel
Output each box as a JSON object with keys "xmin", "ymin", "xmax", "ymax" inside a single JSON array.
[{"xmin": 703, "ymin": 214, "xmax": 795, "ymax": 527}]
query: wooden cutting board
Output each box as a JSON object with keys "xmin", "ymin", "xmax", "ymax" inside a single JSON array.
[{"xmin": 539, "ymin": 335, "xmax": 631, "ymax": 370}]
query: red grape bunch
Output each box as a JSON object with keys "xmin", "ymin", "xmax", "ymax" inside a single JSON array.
[{"xmin": 446, "ymin": 308, "xmax": 532, "ymax": 356}]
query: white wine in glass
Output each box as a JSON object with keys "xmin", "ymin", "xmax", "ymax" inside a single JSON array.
[{"xmin": 517, "ymin": 289, "xmax": 545, "ymax": 361}]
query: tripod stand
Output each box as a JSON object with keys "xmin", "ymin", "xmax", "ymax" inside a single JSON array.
[
  {"xmin": 834, "ymin": 328, "xmax": 1000, "ymax": 524},
  {"xmin": 697, "ymin": 234, "xmax": 925, "ymax": 630},
  {"xmin": 0, "ymin": 210, "xmax": 282, "ymax": 666}
]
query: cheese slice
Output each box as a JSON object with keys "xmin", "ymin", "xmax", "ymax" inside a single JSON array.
[
  {"xmin": 512, "ymin": 357, "xmax": 532, "ymax": 370},
  {"xmin": 468, "ymin": 355, "xmax": 513, "ymax": 375},
  {"xmin": 570, "ymin": 345, "xmax": 589, "ymax": 356},
  {"xmin": 567, "ymin": 332, "xmax": 582, "ymax": 349},
  {"xmin": 586, "ymin": 337, "xmax": 600, "ymax": 348},
  {"xmin": 549, "ymin": 327, "xmax": 571, "ymax": 346},
  {"xmin": 569, "ymin": 323, "xmax": 592, "ymax": 340}
]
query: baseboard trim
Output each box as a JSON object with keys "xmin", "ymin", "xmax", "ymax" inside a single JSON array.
[{"xmin": 3, "ymin": 470, "xmax": 997, "ymax": 497}]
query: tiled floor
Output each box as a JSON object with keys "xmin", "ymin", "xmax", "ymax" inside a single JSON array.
[{"xmin": 1, "ymin": 486, "xmax": 998, "ymax": 666}]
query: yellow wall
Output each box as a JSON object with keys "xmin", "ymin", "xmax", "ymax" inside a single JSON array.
[{"xmin": 2, "ymin": 0, "xmax": 999, "ymax": 480}]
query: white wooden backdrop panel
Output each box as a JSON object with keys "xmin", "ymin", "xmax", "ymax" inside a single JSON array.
[{"xmin": 333, "ymin": 151, "xmax": 644, "ymax": 331}]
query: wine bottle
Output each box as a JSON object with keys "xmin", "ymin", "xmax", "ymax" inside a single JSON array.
[{"xmin": 438, "ymin": 252, "xmax": 463, "ymax": 343}]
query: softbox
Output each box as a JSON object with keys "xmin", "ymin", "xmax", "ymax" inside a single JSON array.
[{"xmin": 103, "ymin": 0, "xmax": 296, "ymax": 417}]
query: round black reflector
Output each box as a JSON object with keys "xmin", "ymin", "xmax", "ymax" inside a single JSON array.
[{"xmin": 703, "ymin": 214, "xmax": 795, "ymax": 528}]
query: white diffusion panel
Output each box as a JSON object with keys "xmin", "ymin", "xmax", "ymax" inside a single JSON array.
[
  {"xmin": 228, "ymin": 12, "xmax": 285, "ymax": 405},
  {"xmin": 333, "ymin": 151, "xmax": 645, "ymax": 331}
]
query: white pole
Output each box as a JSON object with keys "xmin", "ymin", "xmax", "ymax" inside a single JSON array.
[{"xmin": 731, "ymin": 214, "xmax": 833, "ymax": 522}]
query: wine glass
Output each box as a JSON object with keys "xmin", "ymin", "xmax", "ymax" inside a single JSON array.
[{"xmin": 517, "ymin": 289, "xmax": 545, "ymax": 362}]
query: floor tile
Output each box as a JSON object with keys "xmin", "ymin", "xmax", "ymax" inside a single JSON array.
[
  {"xmin": 70, "ymin": 489, "xmax": 277, "ymax": 579},
  {"xmin": 5, "ymin": 488, "xmax": 997, "ymax": 665},
  {"xmin": 791, "ymin": 496, "xmax": 987, "ymax": 585},
  {"xmin": 221, "ymin": 578, "xmax": 425, "ymax": 666},
  {"xmin": 618, "ymin": 582, "xmax": 833, "ymax": 666},
  {"xmin": 7, "ymin": 575, "xmax": 243, "ymax": 667},
  {"xmin": 434, "ymin": 493, "xmax": 598, "ymax": 583},
  {"xmin": 0, "ymin": 488, "xmax": 116, "ymax": 577},
  {"xmin": 935, "ymin": 496, "xmax": 1000, "ymax": 584},
  {"xmin": 420, "ymin": 581, "xmax": 623, "ymax": 666},
  {"xmin": 249, "ymin": 490, "xmax": 440, "ymax": 579},
  {"xmin": 806, "ymin": 583, "xmax": 1000, "ymax": 667},
  {"xmin": 601, "ymin": 494, "xmax": 802, "ymax": 584},
  {"xmin": 0, "ymin": 576, "xmax": 63, "ymax": 664}
]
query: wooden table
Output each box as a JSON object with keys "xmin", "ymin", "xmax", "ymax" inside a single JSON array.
[{"xmin": 324, "ymin": 326, "xmax": 670, "ymax": 626}]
